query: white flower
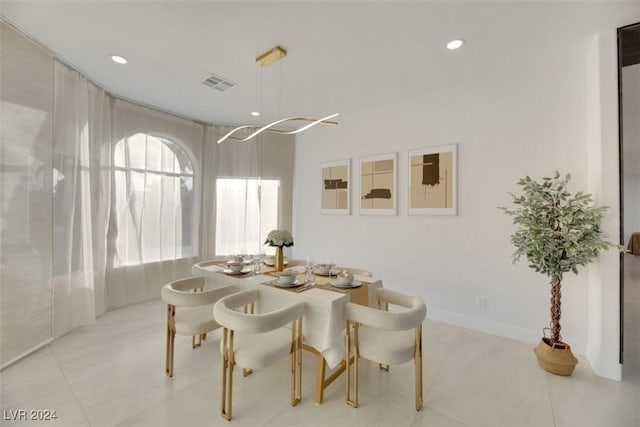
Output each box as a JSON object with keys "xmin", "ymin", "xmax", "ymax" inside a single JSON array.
[{"xmin": 264, "ymin": 229, "xmax": 294, "ymax": 247}]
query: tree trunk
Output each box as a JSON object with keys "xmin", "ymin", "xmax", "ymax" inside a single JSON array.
[{"xmin": 550, "ymin": 282, "xmax": 562, "ymax": 344}]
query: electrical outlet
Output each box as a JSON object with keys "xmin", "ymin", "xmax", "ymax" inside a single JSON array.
[{"xmin": 475, "ymin": 296, "xmax": 487, "ymax": 310}]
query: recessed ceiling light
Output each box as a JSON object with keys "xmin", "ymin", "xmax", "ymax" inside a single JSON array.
[
  {"xmin": 111, "ymin": 55, "xmax": 128, "ymax": 64},
  {"xmin": 251, "ymin": 111, "xmax": 260, "ymax": 117},
  {"xmin": 446, "ymin": 39, "xmax": 465, "ymax": 50}
]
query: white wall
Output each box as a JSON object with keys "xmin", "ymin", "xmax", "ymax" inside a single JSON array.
[{"xmin": 292, "ymin": 4, "xmax": 640, "ymax": 379}]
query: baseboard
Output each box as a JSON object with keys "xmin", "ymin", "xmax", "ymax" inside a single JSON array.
[
  {"xmin": 0, "ymin": 337, "xmax": 54, "ymax": 371},
  {"xmin": 427, "ymin": 308, "xmax": 587, "ymax": 356}
]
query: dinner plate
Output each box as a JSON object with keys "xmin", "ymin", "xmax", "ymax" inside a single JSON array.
[
  {"xmin": 226, "ymin": 259, "xmax": 253, "ymax": 265},
  {"xmin": 331, "ymin": 280, "xmax": 362, "ymax": 289},
  {"xmin": 272, "ymin": 279, "xmax": 303, "ymax": 288},
  {"xmin": 222, "ymin": 267, "xmax": 252, "ymax": 275},
  {"xmin": 263, "ymin": 258, "xmax": 289, "ymax": 267}
]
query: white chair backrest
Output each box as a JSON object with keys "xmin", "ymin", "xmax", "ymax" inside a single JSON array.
[
  {"xmin": 192, "ymin": 257, "xmax": 229, "ymax": 276},
  {"xmin": 161, "ymin": 277, "xmax": 238, "ymax": 307},
  {"xmin": 338, "ymin": 267, "xmax": 373, "ymax": 277},
  {"xmin": 345, "ymin": 289, "xmax": 426, "ymax": 331},
  {"xmin": 214, "ymin": 288, "xmax": 305, "ymax": 334}
]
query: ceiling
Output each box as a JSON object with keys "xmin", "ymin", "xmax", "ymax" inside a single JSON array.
[{"xmin": 0, "ymin": 1, "xmax": 636, "ymax": 127}]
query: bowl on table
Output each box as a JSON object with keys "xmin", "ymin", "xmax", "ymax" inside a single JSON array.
[
  {"xmin": 226, "ymin": 261, "xmax": 244, "ymax": 273},
  {"xmin": 276, "ymin": 270, "xmax": 297, "ymax": 286},
  {"xmin": 334, "ymin": 271, "xmax": 354, "ymax": 286},
  {"xmin": 313, "ymin": 263, "xmax": 334, "ymax": 275}
]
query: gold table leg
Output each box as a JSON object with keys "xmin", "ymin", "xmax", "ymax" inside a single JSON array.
[{"xmin": 303, "ymin": 343, "xmax": 355, "ymax": 404}]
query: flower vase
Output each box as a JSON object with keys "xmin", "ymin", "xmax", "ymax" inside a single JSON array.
[{"xmin": 274, "ymin": 247, "xmax": 284, "ymax": 272}]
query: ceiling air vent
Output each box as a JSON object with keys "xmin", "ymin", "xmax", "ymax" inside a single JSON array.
[{"xmin": 202, "ymin": 74, "xmax": 236, "ymax": 92}]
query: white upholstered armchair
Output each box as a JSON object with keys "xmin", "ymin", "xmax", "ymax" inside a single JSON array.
[
  {"xmin": 161, "ymin": 276, "xmax": 237, "ymax": 377},
  {"xmin": 344, "ymin": 288, "xmax": 427, "ymax": 410},
  {"xmin": 213, "ymin": 288, "xmax": 305, "ymax": 421}
]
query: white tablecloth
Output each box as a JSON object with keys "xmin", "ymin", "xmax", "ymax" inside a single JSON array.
[{"xmin": 195, "ymin": 264, "xmax": 380, "ymax": 369}]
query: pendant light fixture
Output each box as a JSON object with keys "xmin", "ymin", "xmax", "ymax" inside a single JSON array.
[{"xmin": 217, "ymin": 46, "xmax": 339, "ymax": 143}]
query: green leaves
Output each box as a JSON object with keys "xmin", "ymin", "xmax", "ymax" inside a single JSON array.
[{"xmin": 500, "ymin": 171, "xmax": 622, "ymax": 285}]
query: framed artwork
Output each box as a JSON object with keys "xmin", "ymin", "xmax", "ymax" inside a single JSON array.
[
  {"xmin": 320, "ymin": 159, "xmax": 350, "ymax": 214},
  {"xmin": 359, "ymin": 152, "xmax": 397, "ymax": 215},
  {"xmin": 408, "ymin": 144, "xmax": 457, "ymax": 215}
]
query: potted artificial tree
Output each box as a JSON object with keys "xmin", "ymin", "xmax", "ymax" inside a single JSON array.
[{"xmin": 501, "ymin": 171, "xmax": 623, "ymax": 376}]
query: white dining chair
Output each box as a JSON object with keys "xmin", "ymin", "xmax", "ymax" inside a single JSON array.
[
  {"xmin": 191, "ymin": 257, "xmax": 231, "ymax": 276},
  {"xmin": 161, "ymin": 276, "xmax": 238, "ymax": 377},
  {"xmin": 344, "ymin": 289, "xmax": 427, "ymax": 410},
  {"xmin": 213, "ymin": 288, "xmax": 305, "ymax": 421}
]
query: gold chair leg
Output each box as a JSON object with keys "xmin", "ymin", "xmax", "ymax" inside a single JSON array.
[
  {"xmin": 165, "ymin": 305, "xmax": 175, "ymax": 377},
  {"xmin": 379, "ymin": 363, "xmax": 389, "ymax": 371},
  {"xmin": 202, "ymin": 333, "xmax": 207, "ymax": 341},
  {"xmin": 221, "ymin": 329, "xmax": 234, "ymax": 421},
  {"xmin": 167, "ymin": 329, "xmax": 175, "ymax": 377},
  {"xmin": 290, "ymin": 318, "xmax": 302, "ymax": 406},
  {"xmin": 221, "ymin": 329, "xmax": 228, "ymax": 420},
  {"xmin": 295, "ymin": 318, "xmax": 302, "ymax": 405},
  {"xmin": 346, "ymin": 321, "xmax": 359, "ymax": 408},
  {"xmin": 415, "ymin": 324, "xmax": 423, "ymax": 411},
  {"xmin": 345, "ymin": 320, "xmax": 352, "ymax": 406},
  {"xmin": 241, "ymin": 302, "xmax": 257, "ymax": 381},
  {"xmin": 192, "ymin": 334, "xmax": 203, "ymax": 348}
]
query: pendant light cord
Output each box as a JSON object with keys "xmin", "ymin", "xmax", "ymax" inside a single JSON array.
[{"xmin": 278, "ymin": 59, "xmax": 282, "ymax": 118}]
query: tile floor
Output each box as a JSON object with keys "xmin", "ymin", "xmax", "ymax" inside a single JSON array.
[{"xmin": 1, "ymin": 297, "xmax": 638, "ymax": 427}]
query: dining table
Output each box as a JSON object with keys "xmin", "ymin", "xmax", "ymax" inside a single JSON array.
[{"xmin": 192, "ymin": 261, "xmax": 382, "ymax": 404}]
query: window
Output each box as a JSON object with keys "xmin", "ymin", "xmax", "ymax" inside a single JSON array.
[
  {"xmin": 215, "ymin": 178, "xmax": 279, "ymax": 255},
  {"xmin": 113, "ymin": 133, "xmax": 194, "ymax": 266}
]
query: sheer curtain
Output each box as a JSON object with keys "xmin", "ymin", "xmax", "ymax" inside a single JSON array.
[
  {"xmin": 201, "ymin": 126, "xmax": 295, "ymax": 260},
  {"xmin": 52, "ymin": 61, "xmax": 112, "ymax": 336},
  {"xmin": 52, "ymin": 64, "xmax": 207, "ymax": 328},
  {"xmin": 112, "ymin": 134, "xmax": 193, "ymax": 266},
  {"xmin": 214, "ymin": 178, "xmax": 261, "ymax": 255},
  {"xmin": 1, "ymin": 23, "xmax": 295, "ymax": 367},
  {"xmin": 106, "ymin": 101, "xmax": 203, "ymax": 308},
  {"xmin": 201, "ymin": 126, "xmax": 260, "ymax": 259}
]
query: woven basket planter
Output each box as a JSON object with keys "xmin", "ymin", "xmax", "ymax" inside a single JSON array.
[{"xmin": 533, "ymin": 337, "xmax": 578, "ymax": 376}]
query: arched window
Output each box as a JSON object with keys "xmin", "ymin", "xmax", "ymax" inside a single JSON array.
[{"xmin": 113, "ymin": 133, "xmax": 194, "ymax": 266}]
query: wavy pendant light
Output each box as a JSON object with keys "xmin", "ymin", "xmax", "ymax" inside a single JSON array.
[{"xmin": 217, "ymin": 46, "xmax": 339, "ymax": 144}]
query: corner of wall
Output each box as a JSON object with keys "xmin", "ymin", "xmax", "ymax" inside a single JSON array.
[{"xmin": 585, "ymin": 29, "xmax": 623, "ymax": 381}]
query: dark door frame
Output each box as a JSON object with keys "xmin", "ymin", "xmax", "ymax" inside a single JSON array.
[{"xmin": 617, "ymin": 22, "xmax": 640, "ymax": 365}]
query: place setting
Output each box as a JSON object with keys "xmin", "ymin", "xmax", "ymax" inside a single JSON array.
[
  {"xmin": 329, "ymin": 270, "xmax": 362, "ymax": 289},
  {"xmin": 306, "ymin": 260, "xmax": 360, "ymax": 290},
  {"xmin": 263, "ymin": 270, "xmax": 316, "ymax": 293},
  {"xmin": 219, "ymin": 255, "xmax": 257, "ymax": 277},
  {"xmin": 306, "ymin": 259, "xmax": 364, "ymax": 293},
  {"xmin": 311, "ymin": 262, "xmax": 339, "ymax": 278}
]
